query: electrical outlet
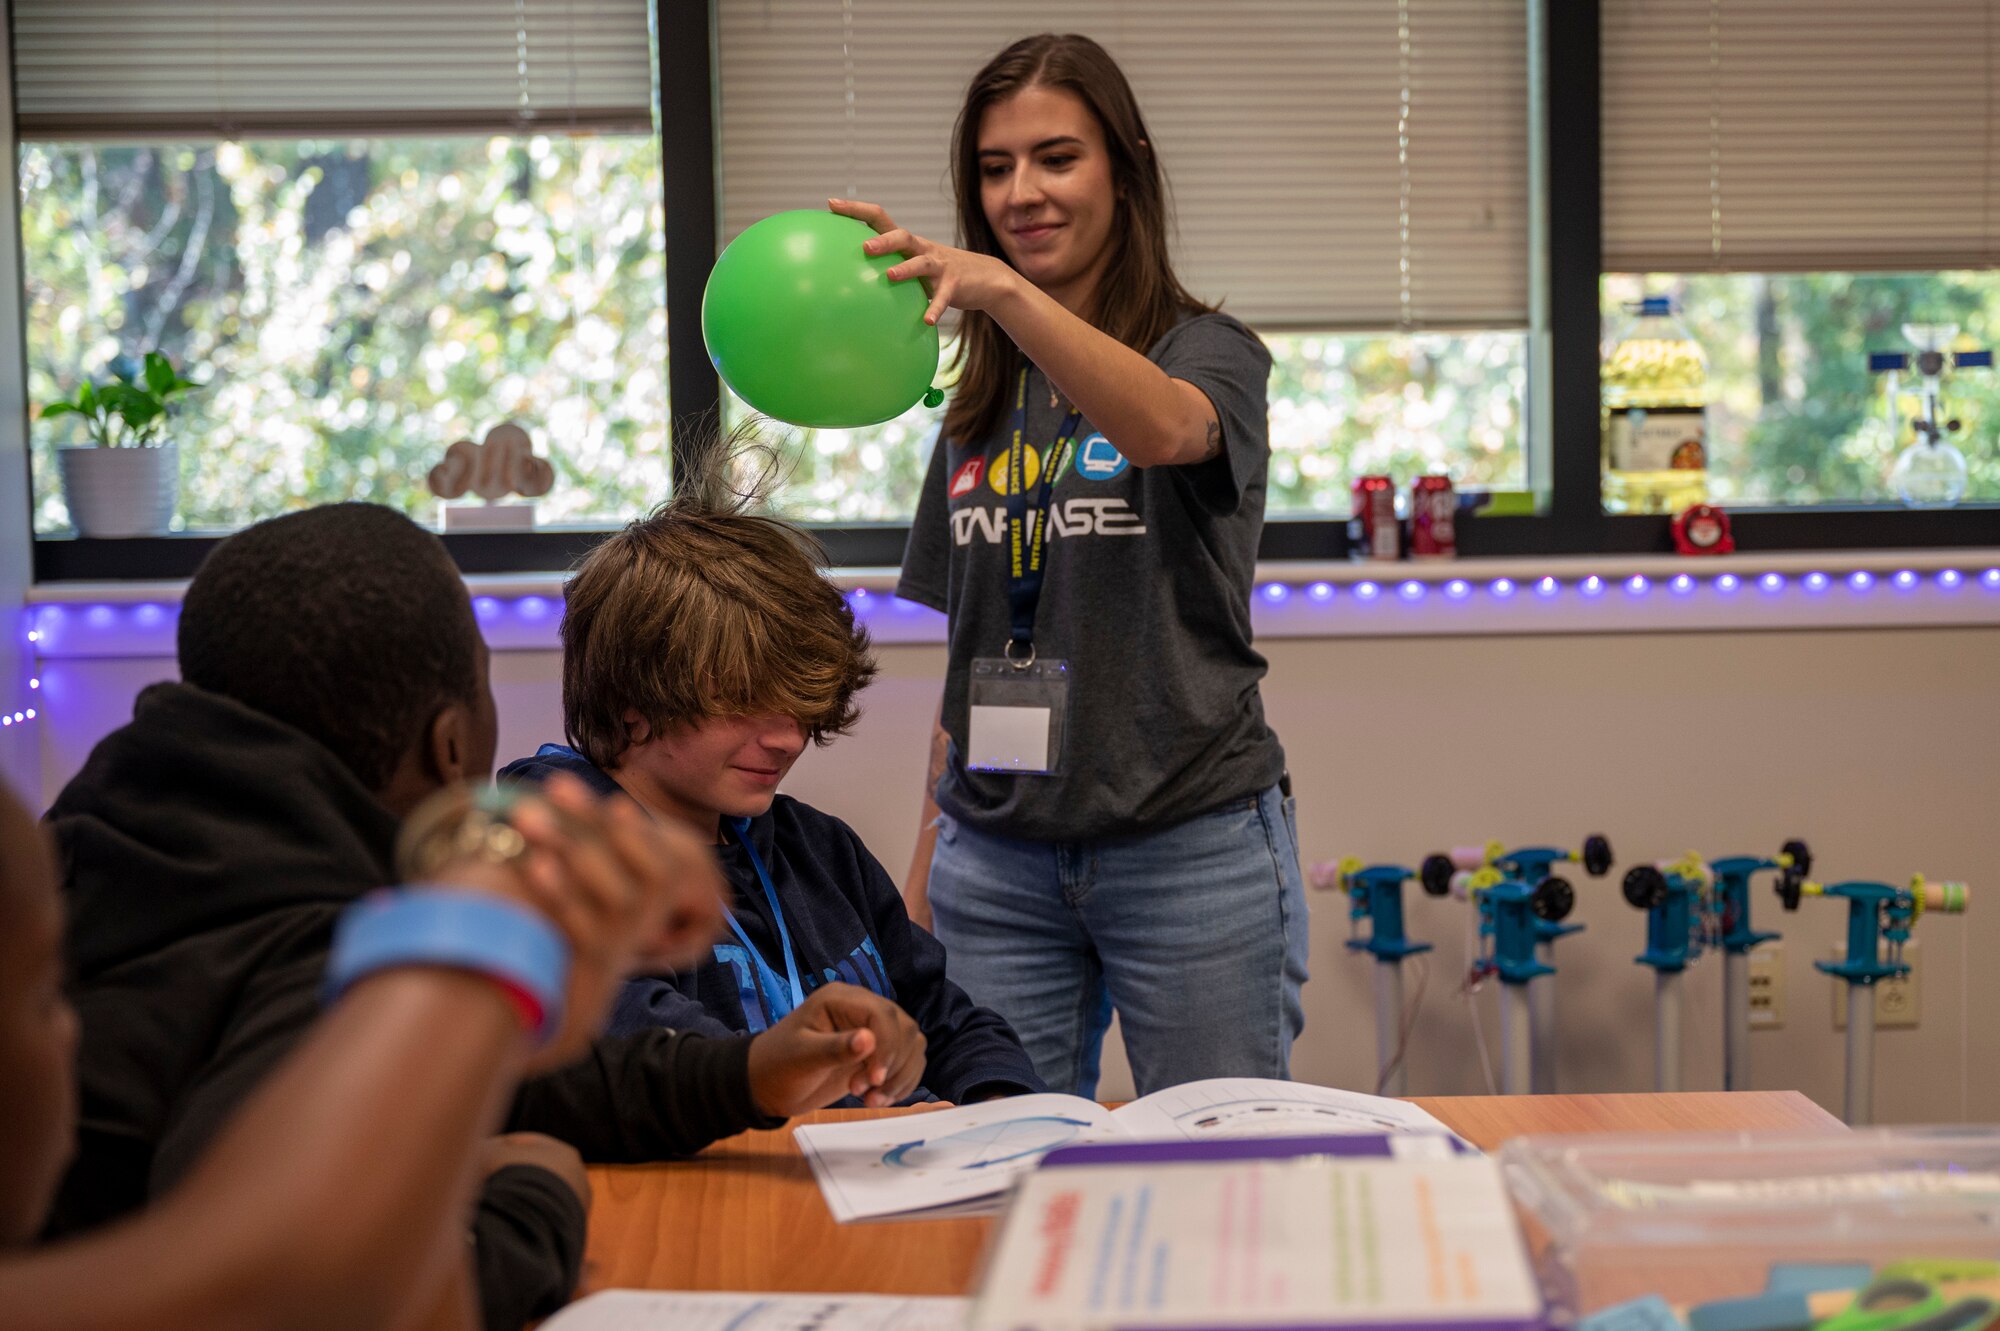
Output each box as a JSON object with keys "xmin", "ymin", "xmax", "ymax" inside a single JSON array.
[
  {"xmin": 1829, "ymin": 939, "xmax": 1920, "ymax": 1030},
  {"xmin": 1747, "ymin": 942, "xmax": 1784, "ymax": 1028}
]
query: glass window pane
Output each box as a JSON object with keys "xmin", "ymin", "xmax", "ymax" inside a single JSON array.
[
  {"xmin": 751, "ymin": 329, "xmax": 1530, "ymax": 523},
  {"xmin": 22, "ymin": 134, "xmax": 668, "ymax": 535},
  {"xmin": 1601, "ymin": 272, "xmax": 2000, "ymax": 508},
  {"xmin": 1265, "ymin": 331, "xmax": 1529, "ymax": 516}
]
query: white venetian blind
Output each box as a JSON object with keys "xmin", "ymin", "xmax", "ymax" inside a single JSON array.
[
  {"xmin": 12, "ymin": 1, "xmax": 655, "ymax": 139},
  {"xmin": 716, "ymin": 1, "xmax": 1530, "ymax": 331},
  {"xmin": 1604, "ymin": 0, "xmax": 2000, "ymax": 273}
]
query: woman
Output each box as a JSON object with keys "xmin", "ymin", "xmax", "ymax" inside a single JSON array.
[{"xmin": 836, "ymin": 32, "xmax": 1307, "ymax": 1099}]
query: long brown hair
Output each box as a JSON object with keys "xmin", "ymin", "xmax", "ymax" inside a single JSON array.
[{"xmin": 943, "ymin": 33, "xmax": 1212, "ymax": 444}]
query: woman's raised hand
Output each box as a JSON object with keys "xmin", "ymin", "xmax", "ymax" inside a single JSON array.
[{"xmin": 829, "ymin": 197, "xmax": 1024, "ymax": 327}]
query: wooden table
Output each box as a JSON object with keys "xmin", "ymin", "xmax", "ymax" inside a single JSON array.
[{"xmin": 582, "ymin": 1091, "xmax": 1842, "ymax": 1298}]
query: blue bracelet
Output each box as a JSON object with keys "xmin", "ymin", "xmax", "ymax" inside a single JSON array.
[{"xmin": 323, "ymin": 888, "xmax": 569, "ymax": 1042}]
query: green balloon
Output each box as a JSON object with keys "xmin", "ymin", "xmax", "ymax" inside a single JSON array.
[{"xmin": 702, "ymin": 210, "xmax": 941, "ymax": 429}]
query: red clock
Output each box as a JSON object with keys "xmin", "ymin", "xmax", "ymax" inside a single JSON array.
[{"xmin": 1672, "ymin": 504, "xmax": 1734, "ymax": 556}]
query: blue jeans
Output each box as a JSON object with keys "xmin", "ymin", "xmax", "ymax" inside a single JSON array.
[{"xmin": 926, "ymin": 784, "xmax": 1309, "ymax": 1098}]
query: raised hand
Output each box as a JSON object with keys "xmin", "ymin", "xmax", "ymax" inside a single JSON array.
[{"xmin": 830, "ymin": 197, "xmax": 1026, "ymax": 327}]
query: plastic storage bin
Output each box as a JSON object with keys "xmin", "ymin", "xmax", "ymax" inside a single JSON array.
[{"xmin": 1500, "ymin": 1128, "xmax": 2000, "ymax": 1320}]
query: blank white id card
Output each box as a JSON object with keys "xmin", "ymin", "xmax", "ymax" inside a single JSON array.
[{"xmin": 965, "ymin": 657, "xmax": 1069, "ymax": 775}]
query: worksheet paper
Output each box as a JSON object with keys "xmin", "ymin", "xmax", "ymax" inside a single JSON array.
[
  {"xmin": 794, "ymin": 1079, "xmax": 1461, "ymax": 1223},
  {"xmin": 540, "ymin": 1291, "xmax": 970, "ymax": 1331},
  {"xmin": 971, "ymin": 1153, "xmax": 1542, "ymax": 1331}
]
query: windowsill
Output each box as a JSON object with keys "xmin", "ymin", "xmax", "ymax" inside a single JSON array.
[{"xmin": 23, "ymin": 548, "xmax": 2000, "ymax": 656}]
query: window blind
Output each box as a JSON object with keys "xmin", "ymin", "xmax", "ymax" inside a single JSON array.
[
  {"xmin": 717, "ymin": 0, "xmax": 1530, "ymax": 331},
  {"xmin": 1603, "ymin": 0, "xmax": 2000, "ymax": 272},
  {"xmin": 12, "ymin": 1, "xmax": 655, "ymax": 139}
]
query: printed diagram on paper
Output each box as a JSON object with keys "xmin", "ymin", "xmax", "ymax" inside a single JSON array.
[
  {"xmin": 880, "ymin": 1115, "xmax": 1099, "ymax": 1171},
  {"xmin": 794, "ymin": 1081, "xmax": 1461, "ymax": 1223},
  {"xmin": 1108, "ymin": 1079, "xmax": 1456, "ymax": 1141}
]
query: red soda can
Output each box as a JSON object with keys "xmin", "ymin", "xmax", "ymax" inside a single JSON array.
[
  {"xmin": 1409, "ymin": 474, "xmax": 1457, "ymax": 558},
  {"xmin": 1351, "ymin": 475, "xmax": 1400, "ymax": 560}
]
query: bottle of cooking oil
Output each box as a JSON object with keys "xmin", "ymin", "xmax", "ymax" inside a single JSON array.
[{"xmin": 1602, "ymin": 295, "xmax": 1710, "ymax": 514}]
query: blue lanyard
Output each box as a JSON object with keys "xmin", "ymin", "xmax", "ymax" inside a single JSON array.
[
  {"xmin": 1005, "ymin": 366, "xmax": 1082, "ymax": 653},
  {"xmin": 721, "ymin": 816, "xmax": 806, "ymax": 1014}
]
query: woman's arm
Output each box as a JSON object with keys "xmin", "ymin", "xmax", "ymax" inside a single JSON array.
[
  {"xmin": 984, "ymin": 278, "xmax": 1222, "ymax": 470},
  {"xmin": 902, "ymin": 697, "xmax": 949, "ymax": 931},
  {"xmin": 831, "ymin": 199, "xmax": 1221, "ymax": 469}
]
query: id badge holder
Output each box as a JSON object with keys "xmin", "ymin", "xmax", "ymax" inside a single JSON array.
[{"xmin": 965, "ymin": 655, "xmax": 1070, "ymax": 775}]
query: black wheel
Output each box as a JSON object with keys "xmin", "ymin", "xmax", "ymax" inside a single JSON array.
[
  {"xmin": 1534, "ymin": 875, "xmax": 1576, "ymax": 921},
  {"xmin": 1775, "ymin": 870, "xmax": 1804, "ymax": 912},
  {"xmin": 1581, "ymin": 834, "xmax": 1614, "ymax": 877},
  {"xmin": 1781, "ymin": 838, "xmax": 1812, "ymax": 879},
  {"xmin": 1419, "ymin": 853, "xmax": 1456, "ymax": 897},
  {"xmin": 1623, "ymin": 865, "xmax": 1668, "ymax": 910}
]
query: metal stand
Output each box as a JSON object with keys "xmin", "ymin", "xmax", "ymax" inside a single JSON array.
[
  {"xmin": 1802, "ymin": 874, "xmax": 1968, "ymax": 1126},
  {"xmin": 1723, "ymin": 950, "xmax": 1751, "ymax": 1091},
  {"xmin": 1530, "ymin": 943, "xmax": 1557, "ymax": 1093},
  {"xmin": 1426, "ymin": 836, "xmax": 1611, "ymax": 1101},
  {"xmin": 1374, "ymin": 957, "xmax": 1407, "ymax": 1097},
  {"xmin": 1654, "ymin": 969, "xmax": 1683, "ymax": 1093},
  {"xmin": 1500, "ymin": 982, "xmax": 1533, "ymax": 1096},
  {"xmin": 1327, "ymin": 861, "xmax": 1434, "ymax": 1098},
  {"xmin": 1846, "ymin": 985, "xmax": 1876, "ymax": 1125}
]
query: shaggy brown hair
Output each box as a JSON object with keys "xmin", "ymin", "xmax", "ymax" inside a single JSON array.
[
  {"xmin": 560, "ymin": 439, "xmax": 877, "ymax": 769},
  {"xmin": 943, "ymin": 33, "xmax": 1213, "ymax": 444}
]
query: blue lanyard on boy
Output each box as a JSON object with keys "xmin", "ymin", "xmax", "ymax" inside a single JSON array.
[
  {"xmin": 720, "ymin": 815, "xmax": 806, "ymax": 1016},
  {"xmin": 1005, "ymin": 366, "xmax": 1083, "ymax": 655}
]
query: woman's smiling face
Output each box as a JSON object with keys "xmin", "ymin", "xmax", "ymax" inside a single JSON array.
[{"xmin": 977, "ymin": 85, "xmax": 1119, "ymax": 313}]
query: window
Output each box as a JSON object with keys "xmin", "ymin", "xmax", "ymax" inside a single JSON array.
[
  {"xmin": 716, "ymin": 0, "xmax": 1534, "ymax": 522},
  {"xmin": 1600, "ymin": 0, "xmax": 2000, "ymax": 514},
  {"xmin": 1602, "ymin": 272, "xmax": 2000, "ymax": 508},
  {"xmin": 24, "ymin": 133, "xmax": 667, "ymax": 533},
  {"xmin": 15, "ymin": 0, "xmax": 666, "ymax": 537}
]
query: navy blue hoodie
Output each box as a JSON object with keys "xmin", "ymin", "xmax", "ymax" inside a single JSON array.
[{"xmin": 499, "ymin": 745, "xmax": 1043, "ymax": 1104}]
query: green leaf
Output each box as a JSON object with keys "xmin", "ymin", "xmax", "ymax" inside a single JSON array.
[
  {"xmin": 143, "ymin": 351, "xmax": 176, "ymax": 397},
  {"xmin": 101, "ymin": 384, "xmax": 163, "ymax": 428},
  {"xmin": 76, "ymin": 379, "xmax": 97, "ymax": 413},
  {"xmin": 39, "ymin": 401, "xmax": 78, "ymax": 419}
]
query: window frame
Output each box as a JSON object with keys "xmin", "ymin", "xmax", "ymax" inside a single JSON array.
[{"xmin": 23, "ymin": 0, "xmax": 2000, "ymax": 583}]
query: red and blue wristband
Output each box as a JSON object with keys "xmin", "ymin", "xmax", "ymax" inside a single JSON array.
[{"xmin": 324, "ymin": 888, "xmax": 569, "ymax": 1042}]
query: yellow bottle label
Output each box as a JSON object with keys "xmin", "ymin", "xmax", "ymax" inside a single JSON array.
[{"xmin": 1607, "ymin": 407, "xmax": 1706, "ymax": 473}]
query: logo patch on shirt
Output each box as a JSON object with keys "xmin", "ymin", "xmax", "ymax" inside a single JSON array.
[
  {"xmin": 949, "ymin": 457, "xmax": 986, "ymax": 500},
  {"xmin": 988, "ymin": 445, "xmax": 1043, "ymax": 496},
  {"xmin": 1073, "ymin": 433, "xmax": 1129, "ymax": 481}
]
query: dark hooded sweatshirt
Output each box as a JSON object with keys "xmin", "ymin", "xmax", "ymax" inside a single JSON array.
[{"xmin": 43, "ymin": 683, "xmax": 780, "ymax": 1331}]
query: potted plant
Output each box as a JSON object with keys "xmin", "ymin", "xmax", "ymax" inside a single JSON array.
[{"xmin": 43, "ymin": 352, "xmax": 199, "ymax": 537}]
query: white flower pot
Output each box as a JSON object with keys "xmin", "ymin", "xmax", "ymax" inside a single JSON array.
[{"xmin": 58, "ymin": 443, "xmax": 179, "ymax": 537}]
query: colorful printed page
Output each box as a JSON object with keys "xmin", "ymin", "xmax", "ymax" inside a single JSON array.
[
  {"xmin": 541, "ymin": 1292, "xmax": 969, "ymax": 1331},
  {"xmin": 972, "ymin": 1154, "xmax": 1543, "ymax": 1331}
]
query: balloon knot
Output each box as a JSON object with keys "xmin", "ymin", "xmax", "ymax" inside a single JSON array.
[{"xmin": 922, "ymin": 387, "xmax": 945, "ymax": 408}]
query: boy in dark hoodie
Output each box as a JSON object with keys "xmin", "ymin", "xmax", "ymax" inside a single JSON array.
[
  {"xmin": 500, "ymin": 462, "xmax": 1041, "ymax": 1106},
  {"xmin": 1, "ymin": 761, "xmax": 737, "ymax": 1330},
  {"xmin": 45, "ymin": 502, "xmax": 928, "ymax": 1331}
]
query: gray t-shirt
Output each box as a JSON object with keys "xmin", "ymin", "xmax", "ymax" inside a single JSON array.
[{"xmin": 896, "ymin": 310, "xmax": 1286, "ymax": 842}]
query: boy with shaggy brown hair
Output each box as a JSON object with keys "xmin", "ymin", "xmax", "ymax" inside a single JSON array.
[{"xmin": 502, "ymin": 466, "xmax": 1041, "ymax": 1105}]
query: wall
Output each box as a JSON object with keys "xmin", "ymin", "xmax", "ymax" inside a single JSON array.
[{"xmin": 40, "ymin": 619, "xmax": 2000, "ymax": 1123}]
